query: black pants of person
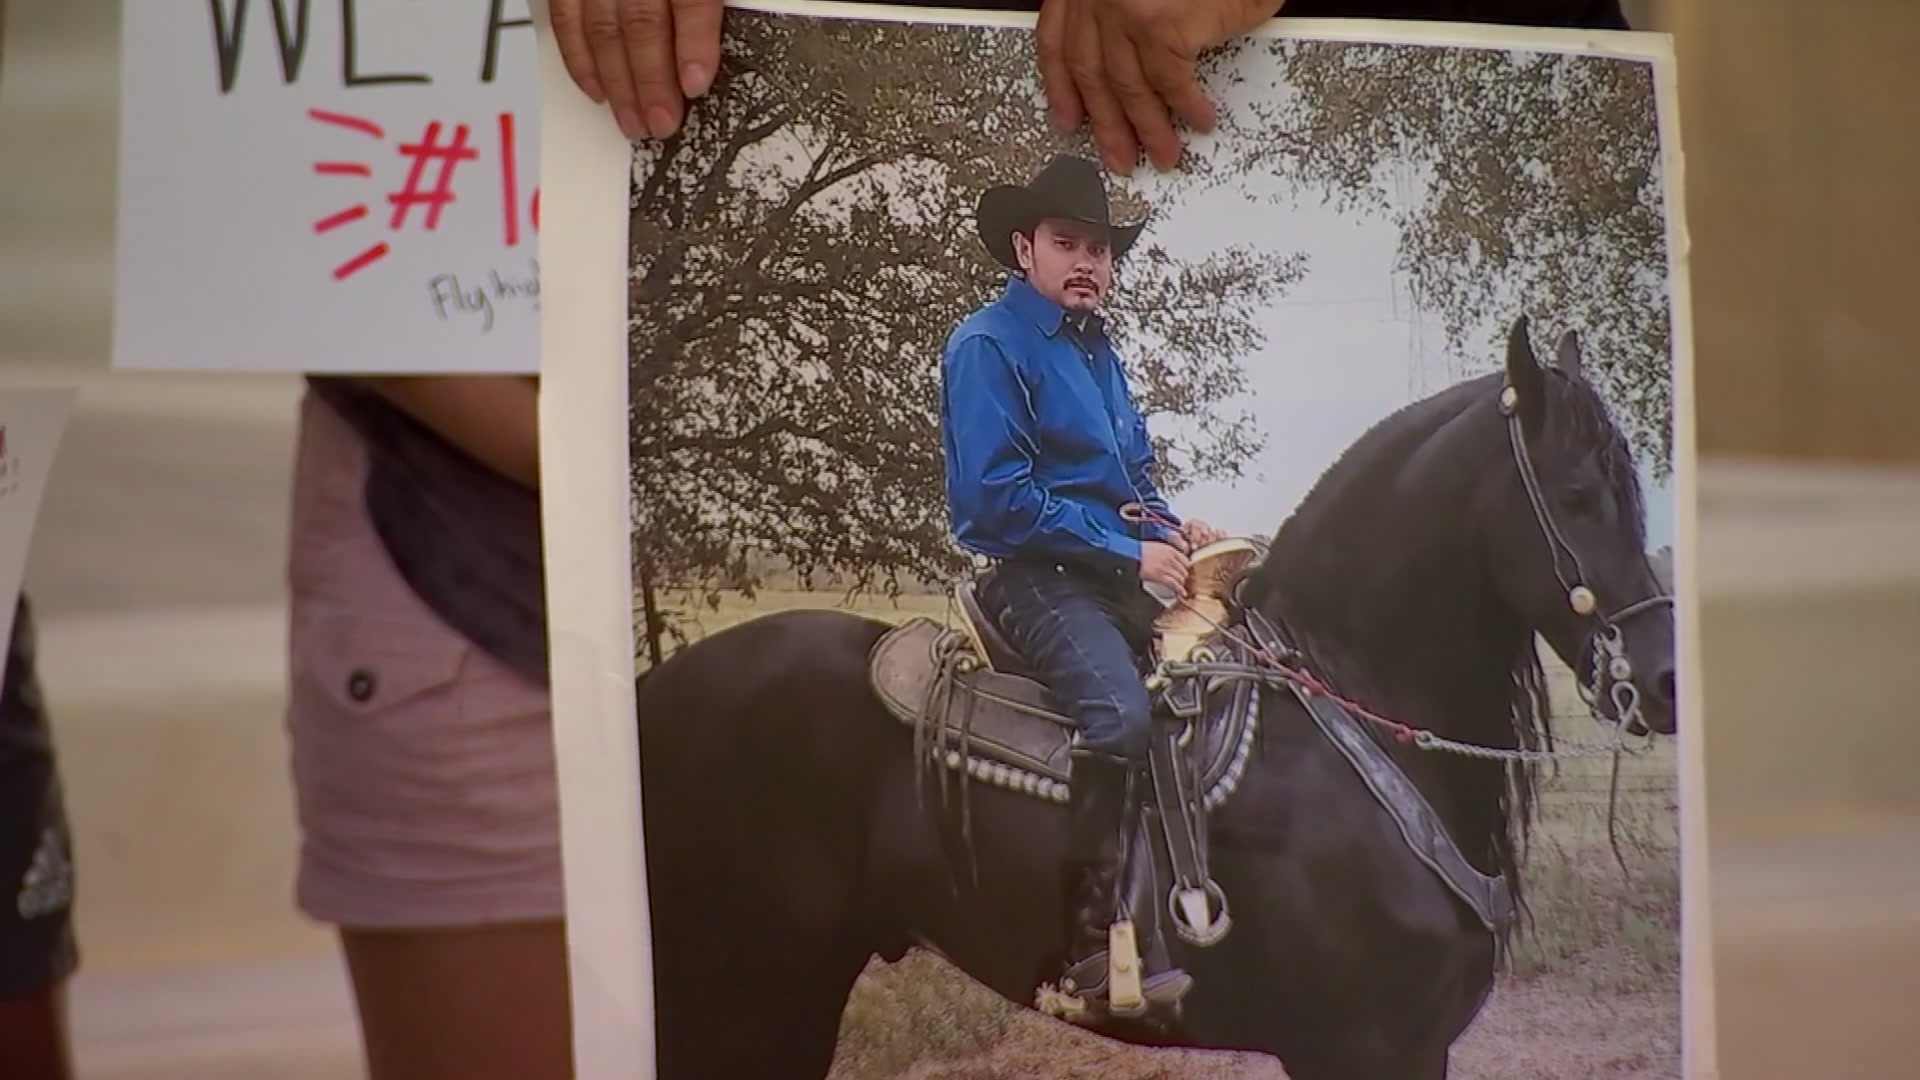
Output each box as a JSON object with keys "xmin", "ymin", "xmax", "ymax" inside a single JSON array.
[
  {"xmin": 0, "ymin": 595, "xmax": 78, "ymax": 1007},
  {"xmin": 974, "ymin": 558, "xmax": 1161, "ymax": 760}
]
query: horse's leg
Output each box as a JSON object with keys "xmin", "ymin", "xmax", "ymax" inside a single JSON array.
[
  {"xmin": 1379, "ymin": 1041, "xmax": 1452, "ymax": 1080},
  {"xmin": 636, "ymin": 611, "xmax": 899, "ymax": 1079},
  {"xmin": 653, "ymin": 930, "xmax": 874, "ymax": 1080}
]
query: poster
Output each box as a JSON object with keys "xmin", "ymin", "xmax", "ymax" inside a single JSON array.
[
  {"xmin": 0, "ymin": 387, "xmax": 76, "ymax": 684},
  {"xmin": 112, "ymin": 0, "xmax": 543, "ymax": 373},
  {"xmin": 533, "ymin": 3, "xmax": 1703, "ymax": 1077}
]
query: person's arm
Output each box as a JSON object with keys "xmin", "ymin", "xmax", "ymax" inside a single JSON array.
[
  {"xmin": 944, "ymin": 334, "xmax": 1142, "ymax": 567},
  {"xmin": 1108, "ymin": 359, "xmax": 1182, "ymax": 541},
  {"xmin": 359, "ymin": 375, "xmax": 541, "ymax": 490},
  {"xmin": 1121, "ymin": 408, "xmax": 1181, "ymax": 539}
]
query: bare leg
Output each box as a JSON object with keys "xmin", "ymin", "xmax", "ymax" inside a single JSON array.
[{"xmin": 340, "ymin": 919, "xmax": 573, "ymax": 1080}]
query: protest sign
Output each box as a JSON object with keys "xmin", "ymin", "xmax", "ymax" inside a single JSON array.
[
  {"xmin": 113, "ymin": 0, "xmax": 543, "ymax": 373},
  {"xmin": 535, "ymin": 3, "xmax": 1702, "ymax": 1078}
]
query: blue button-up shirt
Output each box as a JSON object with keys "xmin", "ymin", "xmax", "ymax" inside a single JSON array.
[{"xmin": 940, "ymin": 275, "xmax": 1180, "ymax": 568}]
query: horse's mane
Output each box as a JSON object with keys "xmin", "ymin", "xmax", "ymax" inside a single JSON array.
[{"xmin": 1236, "ymin": 360, "xmax": 1641, "ymax": 941}]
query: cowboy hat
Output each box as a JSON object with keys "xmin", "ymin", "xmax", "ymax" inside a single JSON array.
[{"xmin": 975, "ymin": 155, "xmax": 1148, "ymax": 272}]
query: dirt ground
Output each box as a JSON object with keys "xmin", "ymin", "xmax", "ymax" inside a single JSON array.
[{"xmin": 830, "ymin": 952, "xmax": 1681, "ymax": 1080}]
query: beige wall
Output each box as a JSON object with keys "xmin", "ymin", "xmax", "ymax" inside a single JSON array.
[{"xmin": 1656, "ymin": 0, "xmax": 1920, "ymax": 464}]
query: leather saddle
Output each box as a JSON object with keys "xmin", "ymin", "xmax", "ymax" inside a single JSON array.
[
  {"xmin": 869, "ymin": 540, "xmax": 1271, "ymax": 955},
  {"xmin": 869, "ymin": 539, "xmax": 1270, "ymax": 798},
  {"xmin": 954, "ymin": 576, "xmax": 1045, "ymax": 683}
]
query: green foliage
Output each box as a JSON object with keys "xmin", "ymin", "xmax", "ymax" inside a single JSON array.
[
  {"xmin": 628, "ymin": 12, "xmax": 1302, "ymax": 661},
  {"xmin": 1204, "ymin": 39, "xmax": 1675, "ymax": 478}
]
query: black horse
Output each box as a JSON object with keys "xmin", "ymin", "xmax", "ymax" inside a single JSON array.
[{"xmin": 630, "ymin": 314, "xmax": 1677, "ymax": 1079}]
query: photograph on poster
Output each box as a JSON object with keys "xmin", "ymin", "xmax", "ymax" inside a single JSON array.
[
  {"xmin": 111, "ymin": 0, "xmax": 544, "ymax": 373},
  {"xmin": 560, "ymin": 3, "xmax": 1691, "ymax": 1077}
]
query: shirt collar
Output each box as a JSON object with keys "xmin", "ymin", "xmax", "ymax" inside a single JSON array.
[{"xmin": 1002, "ymin": 275, "xmax": 1109, "ymax": 346}]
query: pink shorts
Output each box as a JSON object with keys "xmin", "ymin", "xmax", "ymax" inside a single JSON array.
[{"xmin": 284, "ymin": 388, "xmax": 563, "ymax": 929}]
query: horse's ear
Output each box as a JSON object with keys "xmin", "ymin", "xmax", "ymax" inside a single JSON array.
[
  {"xmin": 1504, "ymin": 314, "xmax": 1547, "ymax": 434},
  {"xmin": 1553, "ymin": 329, "xmax": 1585, "ymax": 382}
]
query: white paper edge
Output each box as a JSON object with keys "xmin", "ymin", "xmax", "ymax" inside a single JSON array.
[
  {"xmin": 526, "ymin": 2, "xmax": 654, "ymax": 1078},
  {"xmin": 530, "ymin": 5, "xmax": 1704, "ymax": 1078},
  {"xmin": 1644, "ymin": 28, "xmax": 1718, "ymax": 1077},
  {"xmin": 0, "ymin": 381, "xmax": 80, "ymax": 691}
]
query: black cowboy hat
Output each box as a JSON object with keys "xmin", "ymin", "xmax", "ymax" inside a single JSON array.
[{"xmin": 975, "ymin": 155, "xmax": 1147, "ymax": 272}]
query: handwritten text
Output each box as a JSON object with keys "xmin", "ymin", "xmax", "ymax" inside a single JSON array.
[
  {"xmin": 428, "ymin": 259, "xmax": 541, "ymax": 334},
  {"xmin": 208, "ymin": 0, "xmax": 533, "ymax": 93}
]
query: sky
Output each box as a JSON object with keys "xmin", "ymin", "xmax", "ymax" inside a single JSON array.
[{"xmin": 1113, "ymin": 169, "xmax": 1678, "ymax": 556}]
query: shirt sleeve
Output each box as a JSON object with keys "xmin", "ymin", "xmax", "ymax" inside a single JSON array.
[
  {"xmin": 1118, "ymin": 379, "xmax": 1181, "ymax": 541},
  {"xmin": 943, "ymin": 334, "xmax": 1143, "ymax": 565}
]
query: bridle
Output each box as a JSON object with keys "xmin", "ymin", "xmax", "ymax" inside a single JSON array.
[{"xmin": 1498, "ymin": 381, "xmax": 1673, "ymax": 736}]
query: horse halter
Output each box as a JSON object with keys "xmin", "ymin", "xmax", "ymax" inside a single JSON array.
[{"xmin": 1497, "ymin": 384, "xmax": 1673, "ymax": 733}]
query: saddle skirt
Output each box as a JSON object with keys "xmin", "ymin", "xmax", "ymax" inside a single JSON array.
[
  {"xmin": 869, "ymin": 537, "xmax": 1269, "ymax": 804},
  {"xmin": 868, "ymin": 616, "xmax": 1263, "ymax": 809}
]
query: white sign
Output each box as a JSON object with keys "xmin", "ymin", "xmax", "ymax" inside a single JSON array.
[
  {"xmin": 0, "ymin": 388, "xmax": 75, "ymax": 680},
  {"xmin": 113, "ymin": 1, "xmax": 544, "ymax": 373}
]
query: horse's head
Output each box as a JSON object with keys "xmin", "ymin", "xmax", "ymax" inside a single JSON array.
[{"xmin": 1479, "ymin": 316, "xmax": 1676, "ymax": 736}]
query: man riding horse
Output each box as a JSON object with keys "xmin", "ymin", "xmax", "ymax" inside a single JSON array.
[{"xmin": 939, "ymin": 155, "xmax": 1227, "ymax": 1024}]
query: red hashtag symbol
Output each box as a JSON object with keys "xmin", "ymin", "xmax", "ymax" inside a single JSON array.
[{"xmin": 387, "ymin": 121, "xmax": 478, "ymax": 232}]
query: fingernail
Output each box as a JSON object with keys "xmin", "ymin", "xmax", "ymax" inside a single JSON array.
[
  {"xmin": 646, "ymin": 105, "xmax": 678, "ymax": 139},
  {"xmin": 581, "ymin": 76, "xmax": 606, "ymax": 103},
  {"xmin": 616, "ymin": 107, "xmax": 645, "ymax": 140},
  {"xmin": 681, "ymin": 63, "xmax": 712, "ymax": 98}
]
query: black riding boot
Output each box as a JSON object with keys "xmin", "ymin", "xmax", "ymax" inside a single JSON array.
[{"xmin": 1053, "ymin": 747, "xmax": 1193, "ymax": 1022}]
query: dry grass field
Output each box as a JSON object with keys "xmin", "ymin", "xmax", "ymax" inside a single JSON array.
[{"xmin": 647, "ymin": 587, "xmax": 1682, "ymax": 1078}]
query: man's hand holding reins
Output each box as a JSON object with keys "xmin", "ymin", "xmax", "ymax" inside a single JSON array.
[
  {"xmin": 548, "ymin": 0, "xmax": 725, "ymax": 141},
  {"xmin": 1037, "ymin": 0, "xmax": 1286, "ymax": 173},
  {"xmin": 1141, "ymin": 541, "xmax": 1192, "ymax": 599},
  {"xmin": 1180, "ymin": 519, "xmax": 1228, "ymax": 550}
]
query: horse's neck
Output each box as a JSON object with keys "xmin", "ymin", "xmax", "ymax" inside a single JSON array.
[
  {"xmin": 1255, "ymin": 530, "xmax": 1526, "ymax": 880},
  {"xmin": 1262, "ymin": 490, "xmax": 1528, "ymax": 750},
  {"xmin": 1246, "ymin": 388, "xmax": 1539, "ymax": 881}
]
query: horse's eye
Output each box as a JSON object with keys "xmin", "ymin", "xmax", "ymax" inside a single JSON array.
[{"xmin": 1565, "ymin": 485, "xmax": 1598, "ymax": 513}]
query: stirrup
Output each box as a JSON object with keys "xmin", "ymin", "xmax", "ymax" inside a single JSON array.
[{"xmin": 1036, "ymin": 921, "xmax": 1193, "ymax": 1024}]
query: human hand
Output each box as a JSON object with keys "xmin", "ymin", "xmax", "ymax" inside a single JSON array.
[
  {"xmin": 1036, "ymin": 0, "xmax": 1286, "ymax": 173},
  {"xmin": 1180, "ymin": 519, "xmax": 1228, "ymax": 549},
  {"xmin": 548, "ymin": 0, "xmax": 725, "ymax": 141},
  {"xmin": 1139, "ymin": 541, "xmax": 1192, "ymax": 598}
]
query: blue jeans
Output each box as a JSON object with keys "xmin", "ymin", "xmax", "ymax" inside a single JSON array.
[{"xmin": 975, "ymin": 559, "xmax": 1158, "ymax": 761}]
